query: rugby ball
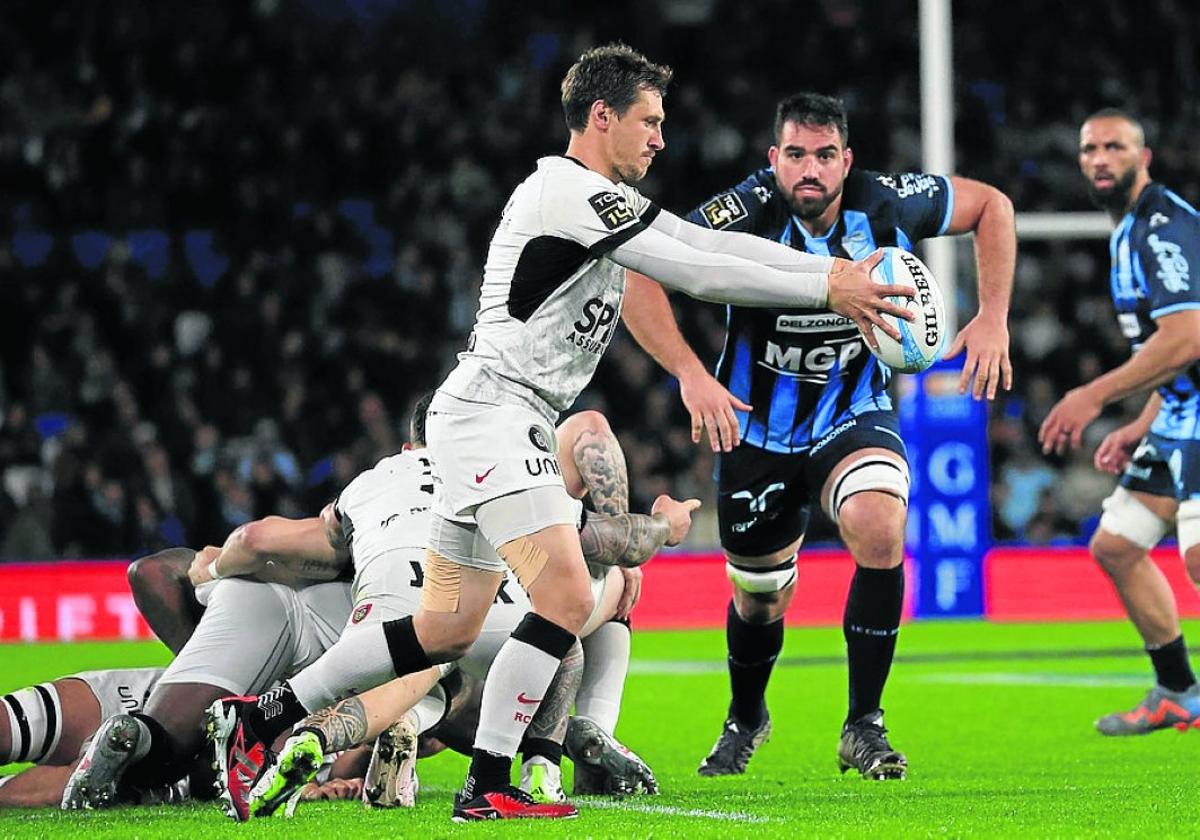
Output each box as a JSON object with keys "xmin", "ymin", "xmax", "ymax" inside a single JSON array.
[{"xmin": 864, "ymin": 247, "xmax": 946, "ymax": 374}]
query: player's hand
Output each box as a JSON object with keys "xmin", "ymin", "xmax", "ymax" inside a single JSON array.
[
  {"xmin": 651, "ymin": 494, "xmax": 701, "ymax": 546},
  {"xmin": 678, "ymin": 369, "xmax": 751, "ymax": 452},
  {"xmin": 826, "ymin": 251, "xmax": 915, "ymax": 350},
  {"xmin": 300, "ymin": 778, "xmax": 363, "ymax": 801},
  {"xmin": 187, "ymin": 546, "xmax": 222, "ymax": 587},
  {"xmin": 943, "ymin": 313, "xmax": 1013, "ymax": 400},
  {"xmin": 1038, "ymin": 385, "xmax": 1103, "ymax": 456},
  {"xmin": 1094, "ymin": 422, "xmax": 1146, "ymax": 474},
  {"xmin": 615, "ymin": 567, "xmax": 642, "ymax": 620}
]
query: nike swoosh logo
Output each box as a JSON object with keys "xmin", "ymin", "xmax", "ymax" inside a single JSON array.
[
  {"xmin": 516, "ymin": 692, "xmax": 541, "ymax": 705},
  {"xmin": 475, "ymin": 465, "xmax": 497, "ymax": 484}
]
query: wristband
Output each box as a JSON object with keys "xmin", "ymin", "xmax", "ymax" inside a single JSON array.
[{"xmin": 207, "ymin": 558, "xmax": 222, "ymax": 580}]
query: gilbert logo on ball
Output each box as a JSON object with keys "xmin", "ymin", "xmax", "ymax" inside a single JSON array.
[{"xmin": 865, "ymin": 247, "xmax": 946, "ymax": 373}]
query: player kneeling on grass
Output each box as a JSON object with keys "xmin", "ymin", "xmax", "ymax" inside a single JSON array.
[
  {"xmin": 203, "ymin": 402, "xmax": 692, "ymax": 820},
  {"xmin": 55, "ymin": 547, "xmax": 353, "ymax": 811}
]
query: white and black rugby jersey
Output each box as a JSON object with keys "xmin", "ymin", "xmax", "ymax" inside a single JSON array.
[
  {"xmin": 333, "ymin": 448, "xmax": 434, "ymax": 582},
  {"xmin": 439, "ymin": 155, "xmax": 659, "ymax": 420}
]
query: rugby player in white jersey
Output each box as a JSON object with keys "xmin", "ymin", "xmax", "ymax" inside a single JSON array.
[
  {"xmin": 208, "ymin": 43, "xmax": 914, "ymax": 822},
  {"xmin": 207, "ymin": 397, "xmax": 694, "ymax": 820}
]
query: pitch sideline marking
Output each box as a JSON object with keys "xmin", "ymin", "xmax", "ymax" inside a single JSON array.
[
  {"xmin": 583, "ymin": 798, "xmax": 772, "ymax": 823},
  {"xmin": 914, "ymin": 672, "xmax": 1149, "ymax": 688}
]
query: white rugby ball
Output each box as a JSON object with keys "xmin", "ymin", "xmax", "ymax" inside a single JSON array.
[{"xmin": 864, "ymin": 247, "xmax": 946, "ymax": 374}]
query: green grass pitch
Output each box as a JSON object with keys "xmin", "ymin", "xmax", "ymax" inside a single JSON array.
[{"xmin": 3, "ymin": 620, "xmax": 1200, "ymax": 838}]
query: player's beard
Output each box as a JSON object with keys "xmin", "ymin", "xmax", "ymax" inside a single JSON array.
[
  {"xmin": 787, "ymin": 181, "xmax": 842, "ymax": 221},
  {"xmin": 1086, "ymin": 168, "xmax": 1137, "ymax": 213}
]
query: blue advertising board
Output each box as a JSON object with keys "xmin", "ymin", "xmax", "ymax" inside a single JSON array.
[{"xmin": 897, "ymin": 360, "xmax": 991, "ymax": 617}]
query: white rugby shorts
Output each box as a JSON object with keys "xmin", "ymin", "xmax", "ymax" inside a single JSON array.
[{"xmin": 157, "ymin": 578, "xmax": 352, "ymax": 696}]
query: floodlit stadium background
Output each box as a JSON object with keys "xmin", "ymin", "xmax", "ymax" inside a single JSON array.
[{"xmin": 2, "ymin": 0, "xmax": 1200, "ymax": 636}]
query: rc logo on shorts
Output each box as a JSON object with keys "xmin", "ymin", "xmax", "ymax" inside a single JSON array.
[
  {"xmin": 528, "ymin": 425, "xmax": 552, "ymax": 453},
  {"xmin": 589, "ymin": 191, "xmax": 637, "ymax": 230},
  {"xmin": 701, "ymin": 192, "xmax": 748, "ymax": 229},
  {"xmin": 351, "ymin": 603, "xmax": 373, "ymax": 624}
]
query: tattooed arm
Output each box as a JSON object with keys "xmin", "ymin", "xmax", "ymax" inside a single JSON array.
[
  {"xmin": 558, "ymin": 412, "xmax": 630, "ymax": 514},
  {"xmin": 579, "ymin": 495, "xmax": 701, "ymax": 567},
  {"xmin": 188, "ymin": 513, "xmax": 349, "ymax": 586}
]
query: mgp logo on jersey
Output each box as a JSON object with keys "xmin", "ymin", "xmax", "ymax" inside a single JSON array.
[{"xmin": 589, "ymin": 191, "xmax": 637, "ymax": 230}]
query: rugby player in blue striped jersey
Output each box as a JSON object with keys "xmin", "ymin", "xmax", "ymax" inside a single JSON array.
[{"xmin": 624, "ymin": 93, "xmax": 1015, "ymax": 779}]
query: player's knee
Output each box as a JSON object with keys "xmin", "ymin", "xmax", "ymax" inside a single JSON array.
[
  {"xmin": 732, "ymin": 579, "xmax": 795, "ymax": 623},
  {"xmin": 838, "ymin": 493, "xmax": 905, "ymax": 569},
  {"xmin": 1176, "ymin": 500, "xmax": 1200, "ymax": 584},
  {"xmin": 1089, "ymin": 529, "xmax": 1144, "ymax": 576},
  {"xmin": 727, "ymin": 553, "xmax": 797, "ymax": 622},
  {"xmin": 1093, "ymin": 488, "xmax": 1168, "ymax": 575}
]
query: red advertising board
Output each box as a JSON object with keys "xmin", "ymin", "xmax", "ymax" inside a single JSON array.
[
  {"xmin": 0, "ymin": 561, "xmax": 155, "ymax": 642},
  {"xmin": 3, "ymin": 548, "xmax": 1198, "ymax": 641}
]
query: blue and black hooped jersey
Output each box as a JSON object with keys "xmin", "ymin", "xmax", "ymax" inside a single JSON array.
[
  {"xmin": 1109, "ymin": 183, "xmax": 1200, "ymax": 440},
  {"xmin": 685, "ymin": 167, "xmax": 953, "ymax": 453}
]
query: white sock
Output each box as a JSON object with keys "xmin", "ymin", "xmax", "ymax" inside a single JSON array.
[
  {"xmin": 409, "ymin": 684, "xmax": 447, "ymax": 735},
  {"xmin": 289, "ymin": 623, "xmax": 395, "ymax": 713},
  {"xmin": 472, "ymin": 637, "xmax": 564, "ymax": 757},
  {"xmin": 577, "ymin": 621, "xmax": 631, "ymax": 734}
]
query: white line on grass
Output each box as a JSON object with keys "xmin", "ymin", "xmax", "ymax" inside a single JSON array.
[
  {"xmin": 915, "ymin": 672, "xmax": 1149, "ymax": 688},
  {"xmin": 419, "ymin": 787, "xmax": 771, "ymax": 824},
  {"xmin": 583, "ymin": 798, "xmax": 772, "ymax": 823}
]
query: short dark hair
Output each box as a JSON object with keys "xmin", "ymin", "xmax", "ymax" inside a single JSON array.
[
  {"xmin": 1083, "ymin": 107, "xmax": 1146, "ymax": 146},
  {"xmin": 561, "ymin": 43, "xmax": 673, "ymax": 133},
  {"xmin": 409, "ymin": 391, "xmax": 434, "ymax": 447},
  {"xmin": 774, "ymin": 92, "xmax": 849, "ymax": 145}
]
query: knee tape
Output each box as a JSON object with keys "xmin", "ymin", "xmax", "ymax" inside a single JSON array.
[
  {"xmin": 726, "ymin": 558, "xmax": 797, "ymax": 594},
  {"xmin": 827, "ymin": 456, "xmax": 910, "ymax": 522},
  {"xmin": 498, "ymin": 536, "xmax": 551, "ymax": 590},
  {"xmin": 2, "ymin": 683, "xmax": 62, "ymax": 764},
  {"xmin": 1176, "ymin": 499, "xmax": 1200, "ymax": 554},
  {"xmin": 1099, "ymin": 487, "xmax": 1169, "ymax": 550},
  {"xmin": 419, "ymin": 550, "xmax": 463, "ymax": 613}
]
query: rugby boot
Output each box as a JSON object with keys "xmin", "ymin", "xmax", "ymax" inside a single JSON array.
[
  {"xmin": 519, "ymin": 755, "xmax": 565, "ymax": 803},
  {"xmin": 451, "ymin": 785, "xmax": 578, "ymax": 821},
  {"xmin": 837, "ymin": 709, "xmax": 907, "ymax": 780},
  {"xmin": 363, "ymin": 714, "xmax": 420, "ymax": 808},
  {"xmin": 248, "ymin": 731, "xmax": 324, "ymax": 817},
  {"xmin": 61, "ymin": 714, "xmax": 145, "ymax": 810},
  {"xmin": 206, "ymin": 696, "xmax": 270, "ymax": 822},
  {"xmin": 697, "ymin": 709, "xmax": 771, "ymax": 776},
  {"xmin": 565, "ymin": 716, "xmax": 659, "ymax": 794},
  {"xmin": 1095, "ymin": 683, "xmax": 1200, "ymax": 735}
]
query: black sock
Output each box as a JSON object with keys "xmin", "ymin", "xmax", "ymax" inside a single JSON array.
[
  {"xmin": 120, "ymin": 713, "xmax": 178, "ymax": 791},
  {"xmin": 726, "ymin": 600, "xmax": 784, "ymax": 729},
  {"xmin": 520, "ymin": 736, "xmax": 562, "ymax": 766},
  {"xmin": 463, "ymin": 749, "xmax": 512, "ymax": 798},
  {"xmin": 246, "ymin": 681, "xmax": 309, "ymax": 745},
  {"xmin": 1147, "ymin": 635, "xmax": 1197, "ymax": 692},
  {"xmin": 843, "ymin": 565, "xmax": 904, "ymax": 724}
]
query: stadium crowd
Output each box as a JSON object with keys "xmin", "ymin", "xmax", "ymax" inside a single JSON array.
[{"xmin": 2, "ymin": 0, "xmax": 1199, "ymax": 558}]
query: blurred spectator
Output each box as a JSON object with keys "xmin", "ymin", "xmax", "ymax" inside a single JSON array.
[{"xmin": 2, "ymin": 0, "xmax": 1197, "ymax": 557}]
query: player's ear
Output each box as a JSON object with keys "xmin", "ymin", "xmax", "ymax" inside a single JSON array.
[
  {"xmin": 1141, "ymin": 146, "xmax": 1152, "ymax": 171},
  {"xmin": 767, "ymin": 145, "xmax": 779, "ymax": 168},
  {"xmin": 844, "ymin": 146, "xmax": 854, "ymax": 170},
  {"xmin": 590, "ymin": 99, "xmax": 611, "ymax": 131}
]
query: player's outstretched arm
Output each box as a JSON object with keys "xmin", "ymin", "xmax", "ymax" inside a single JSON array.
[
  {"xmin": 611, "ymin": 224, "xmax": 914, "ymax": 347},
  {"xmin": 623, "ymin": 272, "xmax": 751, "ymax": 453},
  {"xmin": 1039, "ymin": 310, "xmax": 1200, "ymax": 454},
  {"xmin": 940, "ymin": 177, "xmax": 1016, "ymax": 399},
  {"xmin": 580, "ymin": 496, "xmax": 700, "ymax": 568},
  {"xmin": 188, "ymin": 514, "xmax": 347, "ymax": 586}
]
